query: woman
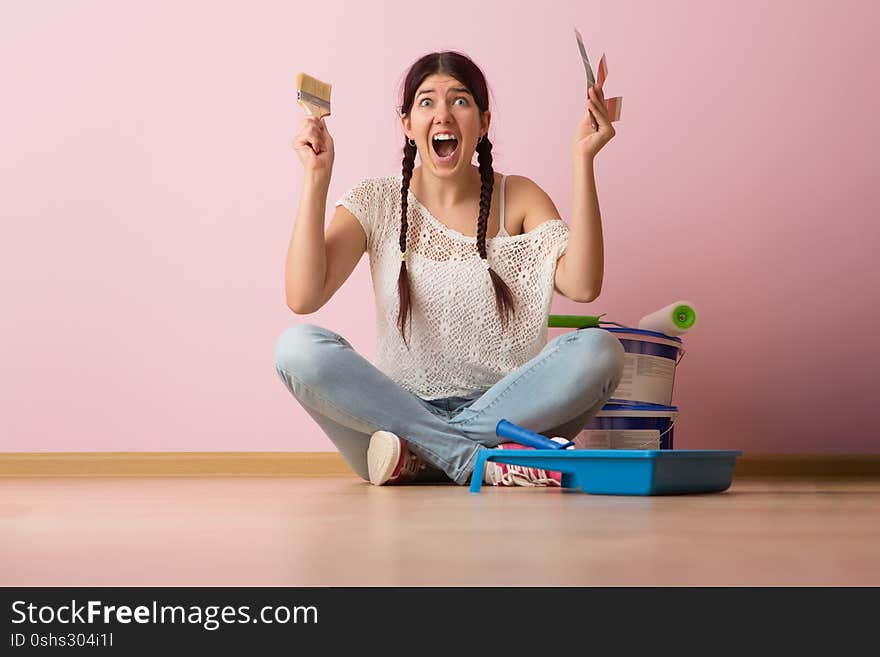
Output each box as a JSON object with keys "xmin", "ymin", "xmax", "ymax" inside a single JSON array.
[{"xmin": 275, "ymin": 51, "xmax": 625, "ymax": 487}]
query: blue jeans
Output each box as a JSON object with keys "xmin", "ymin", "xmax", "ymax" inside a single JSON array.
[{"xmin": 273, "ymin": 324, "xmax": 625, "ymax": 486}]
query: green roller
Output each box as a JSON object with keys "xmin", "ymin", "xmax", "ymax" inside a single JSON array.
[
  {"xmin": 672, "ymin": 304, "xmax": 697, "ymax": 330},
  {"xmin": 637, "ymin": 300, "xmax": 697, "ymax": 335}
]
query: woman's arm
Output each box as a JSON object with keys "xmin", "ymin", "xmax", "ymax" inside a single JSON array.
[
  {"xmin": 555, "ymin": 82, "xmax": 617, "ymax": 302},
  {"xmin": 286, "ymin": 116, "xmax": 366, "ymax": 315},
  {"xmin": 286, "ymin": 202, "xmax": 367, "ymax": 314},
  {"xmin": 287, "ymin": 117, "xmax": 336, "ymax": 313},
  {"xmin": 554, "ymin": 158, "xmax": 604, "ymax": 302},
  {"xmin": 515, "ymin": 171, "xmax": 601, "ymax": 304},
  {"xmin": 285, "ymin": 176, "xmax": 330, "ymax": 313},
  {"xmin": 285, "ymin": 178, "xmax": 368, "ymax": 314}
]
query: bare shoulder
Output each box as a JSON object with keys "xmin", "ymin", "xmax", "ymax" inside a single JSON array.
[{"xmin": 504, "ymin": 175, "xmax": 562, "ymax": 234}]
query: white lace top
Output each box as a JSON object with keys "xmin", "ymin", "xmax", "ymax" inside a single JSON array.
[{"xmin": 335, "ymin": 173, "xmax": 570, "ymax": 400}]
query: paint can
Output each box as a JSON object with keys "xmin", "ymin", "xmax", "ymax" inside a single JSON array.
[
  {"xmin": 603, "ymin": 327, "xmax": 685, "ymax": 406},
  {"xmin": 577, "ymin": 402, "xmax": 679, "ymax": 450}
]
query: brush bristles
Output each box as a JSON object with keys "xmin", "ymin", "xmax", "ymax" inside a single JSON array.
[{"xmin": 296, "ymin": 72, "xmax": 331, "ymax": 104}]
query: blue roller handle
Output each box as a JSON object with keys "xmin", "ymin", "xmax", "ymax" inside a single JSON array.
[{"xmin": 495, "ymin": 419, "xmax": 575, "ymax": 450}]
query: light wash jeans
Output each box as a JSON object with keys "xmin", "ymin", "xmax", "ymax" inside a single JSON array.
[{"xmin": 273, "ymin": 324, "xmax": 625, "ymax": 486}]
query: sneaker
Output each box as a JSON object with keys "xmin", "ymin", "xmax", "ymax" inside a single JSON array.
[
  {"xmin": 367, "ymin": 430, "xmax": 425, "ymax": 486},
  {"xmin": 483, "ymin": 438, "xmax": 569, "ymax": 487}
]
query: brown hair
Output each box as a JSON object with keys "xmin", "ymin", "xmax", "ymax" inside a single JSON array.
[{"xmin": 397, "ymin": 51, "xmax": 515, "ymax": 347}]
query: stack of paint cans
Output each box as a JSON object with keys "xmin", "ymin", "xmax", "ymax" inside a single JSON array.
[
  {"xmin": 548, "ymin": 303, "xmax": 696, "ymax": 450},
  {"xmin": 576, "ymin": 327, "xmax": 684, "ymax": 450}
]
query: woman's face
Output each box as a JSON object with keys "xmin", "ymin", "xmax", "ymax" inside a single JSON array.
[{"xmin": 402, "ymin": 73, "xmax": 490, "ymax": 176}]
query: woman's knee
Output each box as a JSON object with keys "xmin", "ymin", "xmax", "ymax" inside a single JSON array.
[
  {"xmin": 564, "ymin": 328, "xmax": 626, "ymax": 388},
  {"xmin": 273, "ymin": 323, "xmax": 344, "ymax": 383}
]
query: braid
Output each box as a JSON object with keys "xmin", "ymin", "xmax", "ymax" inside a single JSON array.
[
  {"xmin": 476, "ymin": 136, "xmax": 515, "ymax": 327},
  {"xmin": 475, "ymin": 138, "xmax": 493, "ymax": 259},
  {"xmin": 396, "ymin": 139, "xmax": 417, "ymax": 347}
]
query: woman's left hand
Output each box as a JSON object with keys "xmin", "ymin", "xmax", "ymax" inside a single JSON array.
[{"xmin": 572, "ymin": 85, "xmax": 615, "ymax": 161}]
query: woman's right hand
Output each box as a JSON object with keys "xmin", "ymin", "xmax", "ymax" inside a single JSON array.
[{"xmin": 292, "ymin": 116, "xmax": 335, "ymax": 180}]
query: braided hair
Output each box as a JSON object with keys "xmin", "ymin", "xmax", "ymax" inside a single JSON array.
[{"xmin": 396, "ymin": 52, "xmax": 515, "ymax": 347}]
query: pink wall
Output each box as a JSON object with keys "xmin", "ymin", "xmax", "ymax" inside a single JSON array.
[{"xmin": 2, "ymin": 1, "xmax": 878, "ymax": 454}]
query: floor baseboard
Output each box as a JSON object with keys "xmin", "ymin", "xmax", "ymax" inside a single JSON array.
[
  {"xmin": 1, "ymin": 452, "xmax": 879, "ymax": 478},
  {"xmin": 0, "ymin": 452, "xmax": 355, "ymax": 478},
  {"xmin": 734, "ymin": 455, "xmax": 880, "ymax": 478}
]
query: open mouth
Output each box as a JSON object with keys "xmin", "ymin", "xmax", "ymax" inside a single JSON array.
[{"xmin": 431, "ymin": 134, "xmax": 459, "ymax": 162}]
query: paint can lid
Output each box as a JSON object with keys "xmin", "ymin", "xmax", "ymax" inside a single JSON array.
[
  {"xmin": 601, "ymin": 401, "xmax": 679, "ymax": 413},
  {"xmin": 603, "ymin": 326, "xmax": 683, "ymax": 343},
  {"xmin": 605, "ymin": 400, "xmax": 678, "ymax": 411}
]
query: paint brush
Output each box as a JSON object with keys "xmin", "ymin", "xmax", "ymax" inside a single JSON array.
[{"xmin": 296, "ymin": 72, "xmax": 332, "ymax": 119}]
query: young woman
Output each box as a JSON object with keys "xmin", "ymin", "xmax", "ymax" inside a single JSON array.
[{"xmin": 275, "ymin": 51, "xmax": 625, "ymax": 487}]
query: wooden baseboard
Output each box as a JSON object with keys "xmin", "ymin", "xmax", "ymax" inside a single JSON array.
[
  {"xmin": 0, "ymin": 452, "xmax": 354, "ymax": 478},
  {"xmin": 734, "ymin": 455, "xmax": 880, "ymax": 478},
  {"xmin": 1, "ymin": 452, "xmax": 879, "ymax": 479}
]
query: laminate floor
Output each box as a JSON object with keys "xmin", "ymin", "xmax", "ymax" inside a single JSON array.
[{"xmin": 2, "ymin": 477, "xmax": 878, "ymax": 586}]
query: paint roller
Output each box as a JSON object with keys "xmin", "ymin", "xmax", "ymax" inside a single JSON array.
[
  {"xmin": 637, "ymin": 301, "xmax": 697, "ymax": 337},
  {"xmin": 548, "ymin": 301, "xmax": 697, "ymax": 337}
]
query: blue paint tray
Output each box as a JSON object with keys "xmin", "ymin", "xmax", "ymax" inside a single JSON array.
[{"xmin": 469, "ymin": 449, "xmax": 742, "ymax": 495}]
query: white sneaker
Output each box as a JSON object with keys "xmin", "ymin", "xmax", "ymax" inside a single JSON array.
[{"xmin": 367, "ymin": 431, "xmax": 425, "ymax": 485}]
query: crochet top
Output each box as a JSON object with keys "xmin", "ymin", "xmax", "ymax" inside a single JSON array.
[{"xmin": 335, "ymin": 173, "xmax": 570, "ymax": 400}]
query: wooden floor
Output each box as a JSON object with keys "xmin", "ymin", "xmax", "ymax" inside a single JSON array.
[{"xmin": 2, "ymin": 477, "xmax": 879, "ymax": 586}]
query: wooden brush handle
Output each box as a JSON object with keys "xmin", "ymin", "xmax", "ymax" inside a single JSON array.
[{"xmin": 298, "ymin": 101, "xmax": 329, "ymax": 119}]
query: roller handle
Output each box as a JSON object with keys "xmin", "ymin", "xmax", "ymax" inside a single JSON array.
[
  {"xmin": 496, "ymin": 419, "xmax": 575, "ymax": 450},
  {"xmin": 548, "ymin": 314, "xmax": 603, "ymax": 328},
  {"xmin": 548, "ymin": 314, "xmax": 627, "ymax": 329}
]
